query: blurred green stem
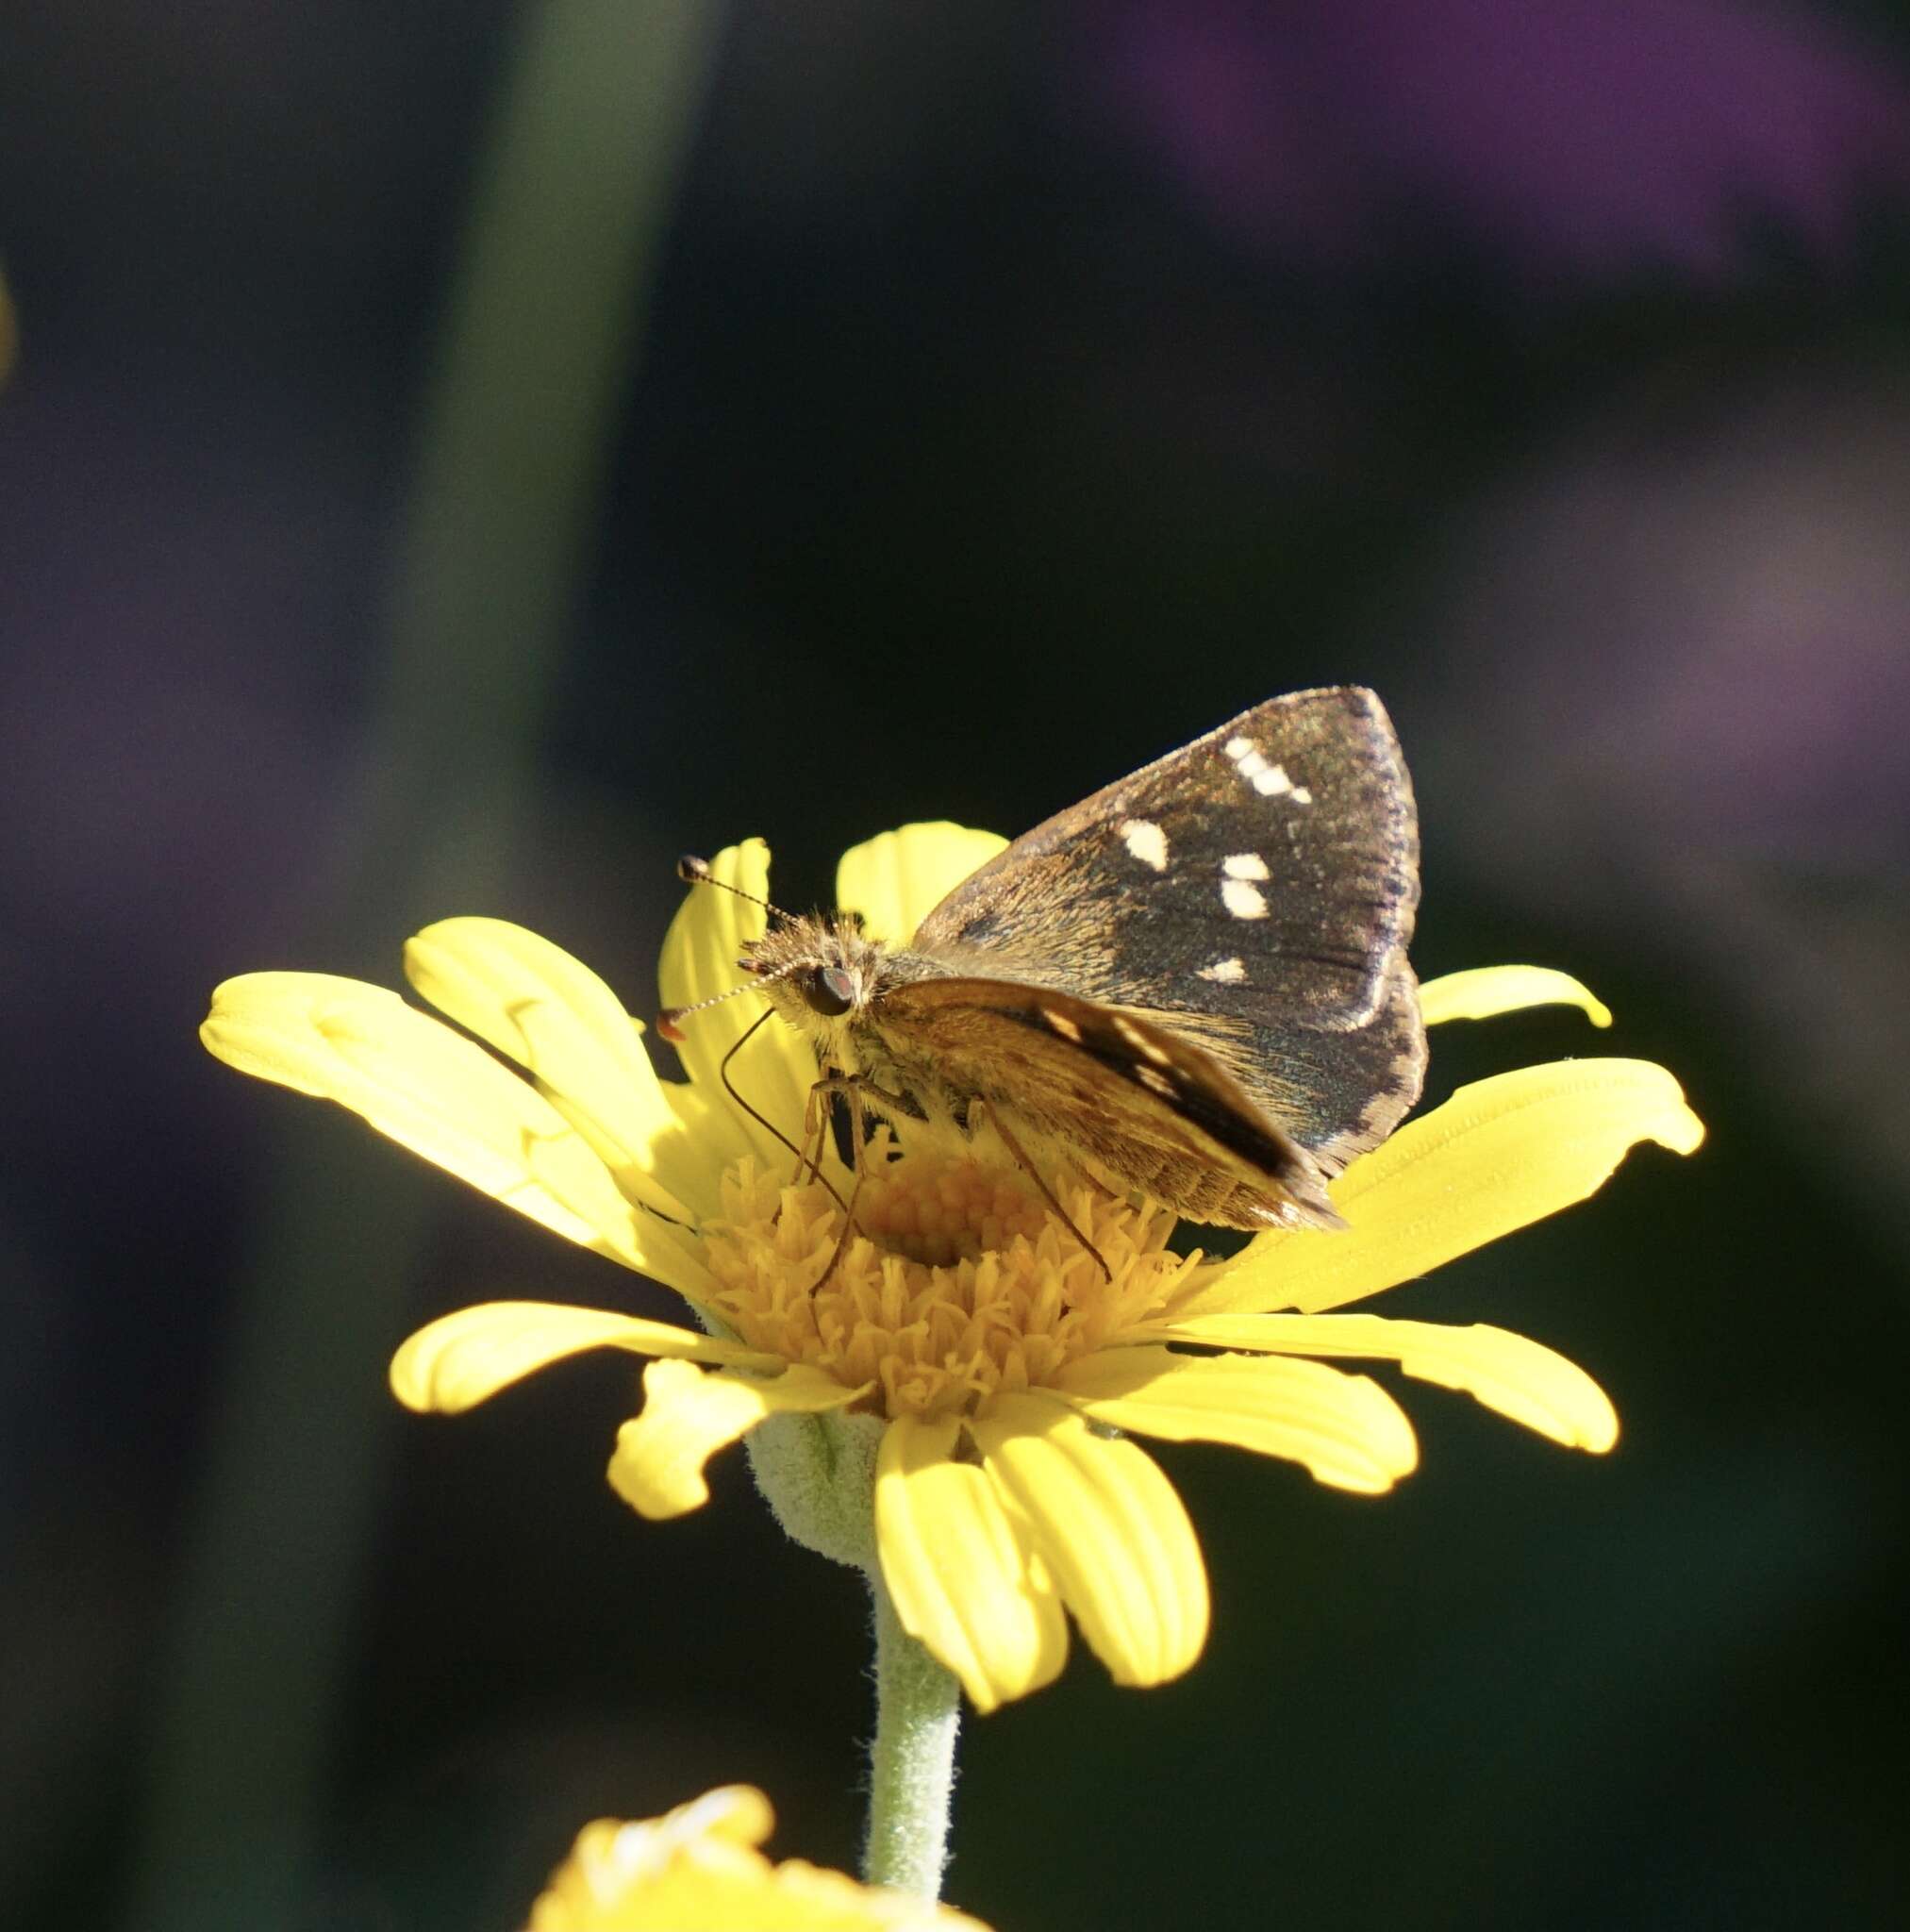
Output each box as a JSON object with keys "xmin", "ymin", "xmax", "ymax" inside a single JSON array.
[{"xmin": 125, "ymin": 5, "xmax": 722, "ymax": 1927}]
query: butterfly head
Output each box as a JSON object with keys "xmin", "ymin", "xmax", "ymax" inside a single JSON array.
[
  {"xmin": 657, "ymin": 855, "xmax": 902, "ymax": 1064},
  {"xmin": 742, "ymin": 913, "xmax": 889, "ymax": 1058}
]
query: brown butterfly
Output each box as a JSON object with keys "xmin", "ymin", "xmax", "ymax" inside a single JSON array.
[{"xmin": 677, "ymin": 687, "xmax": 1424, "ymax": 1235}]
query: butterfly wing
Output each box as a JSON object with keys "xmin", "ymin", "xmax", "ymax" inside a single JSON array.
[
  {"xmin": 909, "ymin": 687, "xmax": 1425, "ymax": 1170},
  {"xmin": 864, "ymin": 978, "xmax": 1341, "ymax": 1229}
]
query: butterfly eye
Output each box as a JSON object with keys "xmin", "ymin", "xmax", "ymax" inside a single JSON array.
[{"xmin": 804, "ymin": 965, "xmax": 857, "ymax": 1017}]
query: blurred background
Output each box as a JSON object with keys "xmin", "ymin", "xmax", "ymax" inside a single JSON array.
[{"xmin": 4, "ymin": 2, "xmax": 1908, "ymax": 1926}]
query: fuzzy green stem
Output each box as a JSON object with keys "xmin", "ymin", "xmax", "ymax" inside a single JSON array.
[{"xmin": 863, "ymin": 1568, "xmax": 962, "ymax": 1897}]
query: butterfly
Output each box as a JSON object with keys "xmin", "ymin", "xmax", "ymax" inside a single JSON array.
[{"xmin": 678, "ymin": 687, "xmax": 1424, "ymax": 1235}]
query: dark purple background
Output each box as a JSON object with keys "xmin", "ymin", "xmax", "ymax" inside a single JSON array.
[{"xmin": 4, "ymin": 4, "xmax": 1908, "ymax": 1927}]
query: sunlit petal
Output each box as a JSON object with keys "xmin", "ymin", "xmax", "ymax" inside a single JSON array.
[
  {"xmin": 390, "ymin": 1302, "xmax": 776, "ymax": 1413},
  {"xmin": 835, "ymin": 824, "xmax": 1008, "ymax": 944},
  {"xmin": 202, "ymin": 973, "xmax": 706, "ymax": 1293},
  {"xmin": 609, "ymin": 1359, "xmax": 866, "ymax": 1519},
  {"xmin": 660, "ymin": 1075, "xmax": 757, "ymax": 1216},
  {"xmin": 971, "ymin": 1393, "xmax": 1207, "ymax": 1689},
  {"xmin": 1150, "ymin": 1313, "xmax": 1619, "ymax": 1452},
  {"xmin": 1163, "ymin": 1058, "xmax": 1704, "ymax": 1319},
  {"xmin": 404, "ymin": 918, "xmax": 700, "ymax": 1220},
  {"xmin": 656, "ymin": 841, "xmax": 814, "ymax": 1171},
  {"xmin": 873, "ymin": 1413, "xmax": 1068, "ymax": 1714},
  {"xmin": 1419, "ymin": 965, "xmax": 1613, "ymax": 1030},
  {"xmin": 1054, "ymin": 1344, "xmax": 1418, "ymax": 1493}
]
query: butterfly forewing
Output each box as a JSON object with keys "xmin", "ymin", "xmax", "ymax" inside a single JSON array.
[{"xmin": 908, "ymin": 688, "xmax": 1424, "ymax": 1165}]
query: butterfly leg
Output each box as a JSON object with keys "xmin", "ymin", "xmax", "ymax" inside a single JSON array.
[
  {"xmin": 1062, "ymin": 1157, "xmax": 1120, "ymax": 1204},
  {"xmin": 971, "ymin": 1101, "xmax": 1112, "ymax": 1281},
  {"xmin": 826, "ymin": 1088, "xmax": 873, "ymax": 1286},
  {"xmin": 795, "ymin": 1074, "xmax": 839, "ymax": 1191},
  {"xmin": 721, "ymin": 1010, "xmax": 847, "ymax": 1211},
  {"xmin": 803, "ymin": 1071, "xmax": 903, "ymax": 1287},
  {"xmin": 803, "ymin": 1069, "xmax": 955, "ymax": 1284}
]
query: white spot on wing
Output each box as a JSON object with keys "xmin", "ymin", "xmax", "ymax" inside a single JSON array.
[
  {"xmin": 1118, "ymin": 817, "xmax": 1169, "ymax": 872},
  {"xmin": 1136, "ymin": 1066, "xmax": 1175, "ymax": 1097},
  {"xmin": 1043, "ymin": 1009, "xmax": 1084, "ymax": 1043},
  {"xmin": 1198, "ymin": 957, "xmax": 1247, "ymax": 984},
  {"xmin": 1224, "ymin": 736, "xmax": 1274, "ymax": 783},
  {"xmin": 1221, "ymin": 877, "xmax": 1269, "ymax": 920},
  {"xmin": 1226, "ymin": 737, "xmax": 1310, "ymax": 802},
  {"xmin": 1222, "ymin": 853, "xmax": 1270, "ymax": 881}
]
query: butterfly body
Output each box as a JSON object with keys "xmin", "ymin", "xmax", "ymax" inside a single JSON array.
[{"xmin": 744, "ymin": 688, "xmax": 1425, "ymax": 1232}]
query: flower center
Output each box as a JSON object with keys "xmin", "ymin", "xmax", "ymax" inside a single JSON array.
[{"xmin": 699, "ymin": 1148, "xmax": 1196, "ymax": 1419}]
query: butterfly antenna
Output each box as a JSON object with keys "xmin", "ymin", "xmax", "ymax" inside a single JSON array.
[
  {"xmin": 656, "ymin": 980, "xmax": 755, "ymax": 1041},
  {"xmin": 676, "ymin": 854, "xmax": 793, "ymax": 923},
  {"xmin": 657, "ymin": 954, "xmax": 815, "ymax": 1041},
  {"xmin": 656, "ymin": 856, "xmax": 805, "ymax": 1041}
]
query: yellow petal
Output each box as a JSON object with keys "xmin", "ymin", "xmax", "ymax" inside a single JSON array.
[
  {"xmin": 970, "ymin": 1393, "xmax": 1208, "ymax": 1690},
  {"xmin": 532, "ymin": 1787, "xmax": 991, "ymax": 1931},
  {"xmin": 390, "ymin": 1302, "xmax": 777, "ymax": 1413},
  {"xmin": 1419, "ymin": 966, "xmax": 1613, "ymax": 1029},
  {"xmin": 834, "ymin": 824, "xmax": 1008, "ymax": 945},
  {"xmin": 661, "ymin": 1074, "xmax": 758, "ymax": 1214},
  {"xmin": 1149, "ymin": 1313, "xmax": 1618, "ymax": 1452},
  {"xmin": 608, "ymin": 1359, "xmax": 865, "ymax": 1520},
  {"xmin": 535, "ymin": 1789, "xmax": 776, "ymax": 1932},
  {"xmin": 403, "ymin": 918, "xmax": 699, "ymax": 1221},
  {"xmin": 656, "ymin": 841, "xmax": 814, "ymax": 1172},
  {"xmin": 202, "ymin": 973, "xmax": 707, "ymax": 1295},
  {"xmin": 1053, "ymin": 1344, "xmax": 1418, "ymax": 1494},
  {"xmin": 873, "ymin": 1413, "xmax": 1068, "ymax": 1714},
  {"xmin": 1167, "ymin": 1058, "xmax": 1705, "ymax": 1319}
]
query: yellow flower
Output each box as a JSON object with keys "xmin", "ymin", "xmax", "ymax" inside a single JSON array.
[
  {"xmin": 201, "ymin": 825, "xmax": 1702, "ymax": 1711},
  {"xmin": 528, "ymin": 1785, "xmax": 988, "ymax": 1930}
]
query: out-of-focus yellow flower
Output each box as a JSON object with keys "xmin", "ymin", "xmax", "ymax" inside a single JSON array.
[
  {"xmin": 528, "ymin": 1786, "xmax": 988, "ymax": 1930},
  {"xmin": 202, "ymin": 824, "xmax": 1702, "ymax": 1710}
]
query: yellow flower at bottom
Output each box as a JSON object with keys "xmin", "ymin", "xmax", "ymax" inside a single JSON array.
[
  {"xmin": 530, "ymin": 1786, "xmax": 988, "ymax": 1931},
  {"xmin": 201, "ymin": 824, "xmax": 1702, "ymax": 1711}
]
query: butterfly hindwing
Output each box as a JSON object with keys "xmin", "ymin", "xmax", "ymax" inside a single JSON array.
[
  {"xmin": 908, "ymin": 688, "xmax": 1424, "ymax": 1164},
  {"xmin": 866, "ymin": 977, "xmax": 1338, "ymax": 1228}
]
